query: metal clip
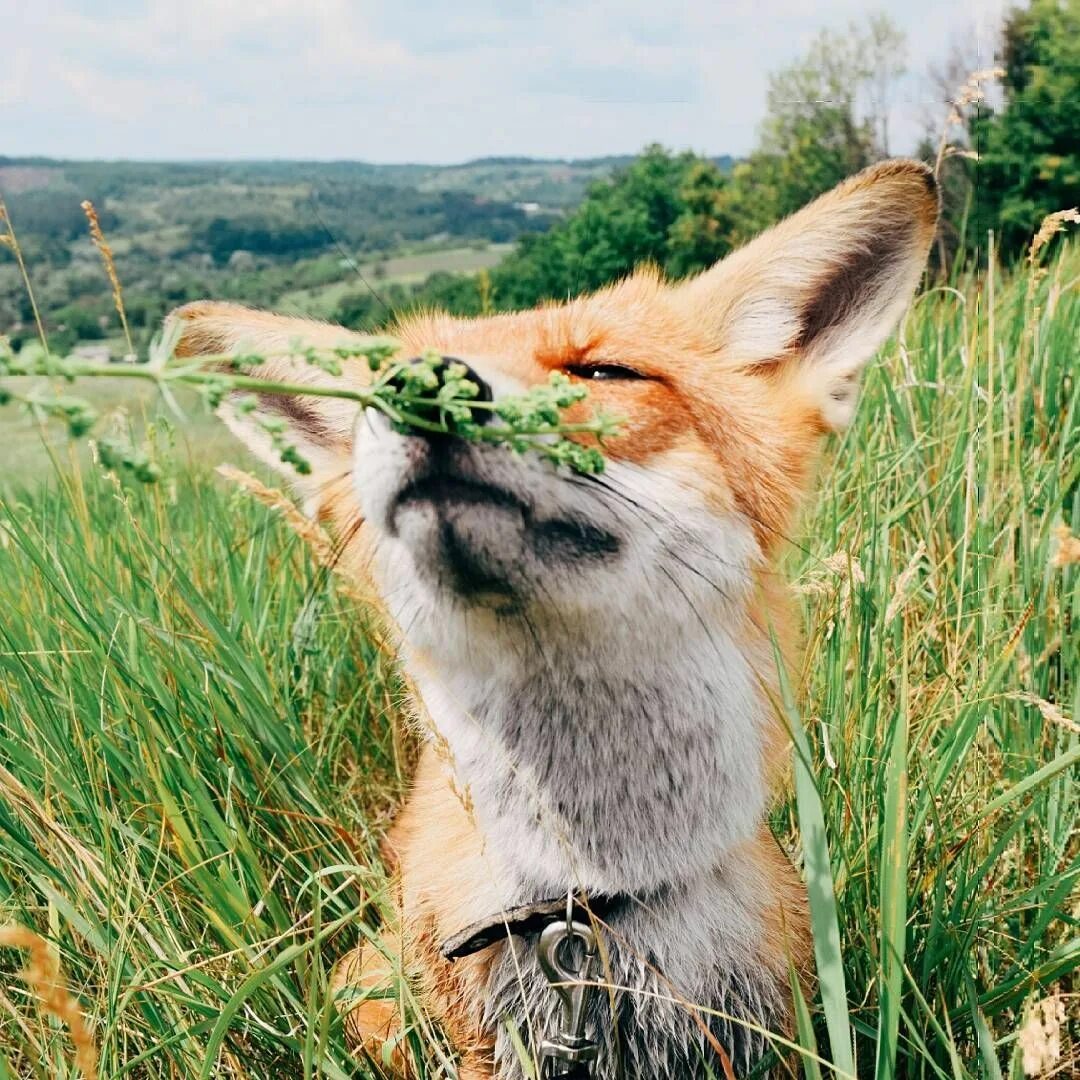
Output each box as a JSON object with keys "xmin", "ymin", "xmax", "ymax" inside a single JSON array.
[{"xmin": 537, "ymin": 909, "xmax": 600, "ymax": 1079}]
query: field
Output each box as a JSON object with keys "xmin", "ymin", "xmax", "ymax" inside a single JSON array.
[
  {"xmin": 0, "ymin": 240, "xmax": 1077, "ymax": 1080},
  {"xmin": 0, "ymin": 382, "xmax": 242, "ymax": 488},
  {"xmin": 276, "ymin": 244, "xmax": 514, "ymax": 319}
]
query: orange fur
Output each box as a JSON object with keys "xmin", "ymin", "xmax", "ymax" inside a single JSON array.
[{"xmin": 169, "ymin": 160, "xmax": 938, "ymax": 1077}]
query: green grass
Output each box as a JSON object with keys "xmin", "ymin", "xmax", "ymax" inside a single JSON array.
[{"xmin": 0, "ymin": 245, "xmax": 1077, "ymax": 1078}]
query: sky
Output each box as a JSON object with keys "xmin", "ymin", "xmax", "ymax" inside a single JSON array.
[{"xmin": 5, "ymin": 0, "xmax": 1005, "ymax": 164}]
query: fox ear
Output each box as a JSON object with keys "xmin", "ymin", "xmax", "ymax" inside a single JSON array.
[
  {"xmin": 681, "ymin": 160, "xmax": 939, "ymax": 429},
  {"xmin": 165, "ymin": 302, "xmax": 376, "ymax": 493}
]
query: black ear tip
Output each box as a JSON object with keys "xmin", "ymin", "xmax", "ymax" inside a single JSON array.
[
  {"xmin": 915, "ymin": 162, "xmax": 940, "ymax": 205},
  {"xmin": 876, "ymin": 159, "xmax": 940, "ymax": 224},
  {"xmin": 860, "ymin": 159, "xmax": 939, "ymax": 206},
  {"xmin": 911, "ymin": 161, "xmax": 937, "ymax": 196}
]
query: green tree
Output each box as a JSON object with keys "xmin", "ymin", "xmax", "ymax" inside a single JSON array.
[
  {"xmin": 335, "ymin": 282, "xmax": 411, "ymax": 331},
  {"xmin": 864, "ymin": 13, "xmax": 909, "ymax": 156},
  {"xmin": 730, "ymin": 15, "xmax": 906, "ymax": 223},
  {"xmin": 493, "ymin": 146, "xmax": 732, "ymax": 307},
  {"xmin": 969, "ymin": 0, "xmax": 1080, "ymax": 256},
  {"xmin": 412, "ymin": 147, "xmax": 736, "ymax": 314},
  {"xmin": 666, "ymin": 160, "xmax": 738, "ymax": 278}
]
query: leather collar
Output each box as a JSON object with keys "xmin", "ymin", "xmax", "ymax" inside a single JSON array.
[{"xmin": 441, "ymin": 893, "xmax": 629, "ymax": 961}]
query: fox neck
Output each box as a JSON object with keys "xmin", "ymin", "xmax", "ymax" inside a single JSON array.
[{"xmin": 402, "ymin": 603, "xmax": 772, "ymax": 902}]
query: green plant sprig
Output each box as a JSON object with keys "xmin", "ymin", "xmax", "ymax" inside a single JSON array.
[{"xmin": 0, "ymin": 334, "xmax": 621, "ymax": 481}]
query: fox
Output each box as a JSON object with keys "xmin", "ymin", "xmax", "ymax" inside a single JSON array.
[{"xmin": 168, "ymin": 159, "xmax": 939, "ymax": 1078}]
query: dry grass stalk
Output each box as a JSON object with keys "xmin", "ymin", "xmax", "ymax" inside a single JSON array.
[
  {"xmin": 0, "ymin": 923, "xmax": 100, "ymax": 1077},
  {"xmin": 215, "ymin": 464, "xmax": 390, "ymax": 631},
  {"xmin": 216, "ymin": 465, "xmax": 337, "ymax": 565},
  {"xmin": 1007, "ymin": 692, "xmax": 1079, "ymax": 735},
  {"xmin": 1018, "ymin": 993, "xmax": 1067, "ymax": 1077},
  {"xmin": 885, "ymin": 540, "xmax": 926, "ymax": 623},
  {"xmin": 1050, "ymin": 522, "xmax": 1080, "ymax": 568},
  {"xmin": 0, "ymin": 196, "xmax": 50, "ymax": 352},
  {"xmin": 1028, "ymin": 209, "xmax": 1080, "ymax": 268},
  {"xmin": 933, "ymin": 67, "xmax": 1005, "ymax": 178},
  {"xmin": 80, "ymin": 199, "xmax": 135, "ymax": 358},
  {"xmin": 1003, "ymin": 599, "xmax": 1036, "ymax": 660},
  {"xmin": 0, "ymin": 762, "xmax": 108, "ymax": 889},
  {"xmin": 795, "ymin": 551, "xmax": 864, "ymax": 639}
]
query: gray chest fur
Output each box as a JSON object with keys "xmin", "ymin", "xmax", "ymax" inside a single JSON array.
[
  {"xmin": 407, "ymin": 609, "xmax": 782, "ymax": 1074},
  {"xmin": 483, "ymin": 871, "xmax": 788, "ymax": 1078},
  {"xmin": 440, "ymin": 646, "xmax": 767, "ymax": 897}
]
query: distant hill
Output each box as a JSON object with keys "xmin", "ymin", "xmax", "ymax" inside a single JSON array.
[
  {"xmin": 0, "ymin": 153, "xmax": 735, "ymax": 208},
  {"xmin": 0, "ymin": 152, "xmax": 734, "ymax": 352}
]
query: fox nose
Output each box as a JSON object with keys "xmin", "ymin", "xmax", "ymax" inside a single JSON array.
[{"xmin": 390, "ymin": 356, "xmax": 494, "ymax": 430}]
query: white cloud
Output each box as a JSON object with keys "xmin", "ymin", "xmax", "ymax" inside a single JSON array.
[{"xmin": 4, "ymin": 0, "xmax": 1006, "ymax": 161}]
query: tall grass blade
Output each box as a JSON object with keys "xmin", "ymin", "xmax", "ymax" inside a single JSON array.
[
  {"xmin": 874, "ymin": 643, "xmax": 908, "ymax": 1079},
  {"xmin": 772, "ymin": 633, "xmax": 856, "ymax": 1079}
]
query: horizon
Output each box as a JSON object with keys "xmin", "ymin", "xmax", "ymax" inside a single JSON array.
[{"xmin": 1, "ymin": 150, "xmax": 734, "ymax": 167}]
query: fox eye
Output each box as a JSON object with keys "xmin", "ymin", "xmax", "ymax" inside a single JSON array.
[{"xmin": 564, "ymin": 362, "xmax": 647, "ymax": 381}]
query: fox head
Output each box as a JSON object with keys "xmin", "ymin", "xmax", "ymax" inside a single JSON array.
[{"xmin": 170, "ymin": 160, "xmax": 937, "ymax": 891}]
